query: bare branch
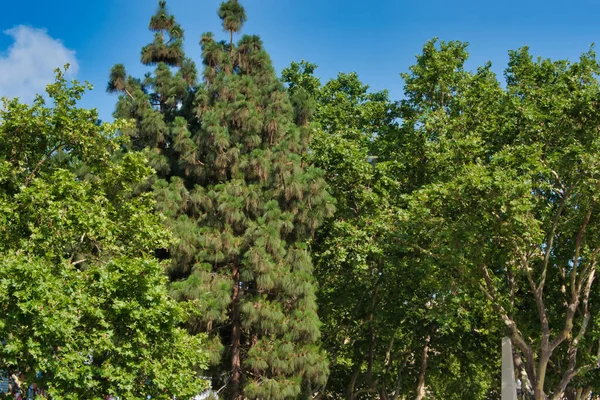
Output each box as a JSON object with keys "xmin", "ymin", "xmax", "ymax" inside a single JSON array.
[
  {"xmin": 576, "ymin": 247, "xmax": 600, "ymax": 295},
  {"xmin": 519, "ymin": 246, "xmax": 551, "ymax": 347},
  {"xmin": 570, "ymin": 207, "xmax": 593, "ymax": 302},
  {"xmin": 479, "ymin": 265, "xmax": 534, "ymax": 374},
  {"xmin": 507, "ymin": 260, "xmax": 517, "ymax": 309},
  {"xmin": 551, "ymin": 362, "xmax": 594, "ymax": 400},
  {"xmin": 539, "ymin": 187, "xmax": 569, "ymax": 293}
]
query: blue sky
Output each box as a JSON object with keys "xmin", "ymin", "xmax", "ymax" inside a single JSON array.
[{"xmin": 1, "ymin": 0, "xmax": 600, "ymax": 122}]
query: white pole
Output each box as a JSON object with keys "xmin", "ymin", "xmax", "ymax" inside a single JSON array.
[{"xmin": 502, "ymin": 337, "xmax": 518, "ymax": 400}]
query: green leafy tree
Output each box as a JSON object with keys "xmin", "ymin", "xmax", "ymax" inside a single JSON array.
[
  {"xmin": 0, "ymin": 68, "xmax": 208, "ymax": 399},
  {"xmin": 402, "ymin": 41, "xmax": 600, "ymax": 400},
  {"xmin": 108, "ymin": 2, "xmax": 334, "ymax": 398},
  {"xmin": 283, "ymin": 59, "xmax": 502, "ymax": 400}
]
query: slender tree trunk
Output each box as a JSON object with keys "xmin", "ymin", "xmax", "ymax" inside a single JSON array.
[
  {"xmin": 415, "ymin": 335, "xmax": 430, "ymax": 400},
  {"xmin": 579, "ymin": 387, "xmax": 592, "ymax": 400},
  {"xmin": 231, "ymin": 264, "xmax": 242, "ymax": 400},
  {"xmin": 347, "ymin": 366, "xmax": 360, "ymax": 400},
  {"xmin": 565, "ymin": 387, "xmax": 593, "ymax": 400},
  {"xmin": 534, "ymin": 349, "xmax": 551, "ymax": 400},
  {"xmin": 514, "ymin": 349, "xmax": 533, "ymax": 398},
  {"xmin": 367, "ymin": 311, "xmax": 376, "ymax": 380},
  {"xmin": 391, "ymin": 356, "xmax": 408, "ymax": 400}
]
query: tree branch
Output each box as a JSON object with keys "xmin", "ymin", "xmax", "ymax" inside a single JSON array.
[
  {"xmin": 551, "ymin": 207, "xmax": 594, "ymax": 352},
  {"xmin": 539, "ymin": 187, "xmax": 569, "ymax": 293},
  {"xmin": 24, "ymin": 143, "xmax": 66, "ymax": 187},
  {"xmin": 124, "ymin": 88, "xmax": 135, "ymax": 101},
  {"xmin": 479, "ymin": 265, "xmax": 535, "ymax": 381},
  {"xmin": 570, "ymin": 207, "xmax": 592, "ymax": 302},
  {"xmin": 551, "ymin": 362, "xmax": 593, "ymax": 400}
]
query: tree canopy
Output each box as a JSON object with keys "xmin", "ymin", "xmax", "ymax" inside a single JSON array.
[
  {"xmin": 2, "ymin": 2, "xmax": 600, "ymax": 399},
  {"xmin": 0, "ymin": 68, "xmax": 208, "ymax": 399},
  {"xmin": 107, "ymin": 1, "xmax": 333, "ymax": 399},
  {"xmin": 398, "ymin": 41, "xmax": 600, "ymax": 400}
]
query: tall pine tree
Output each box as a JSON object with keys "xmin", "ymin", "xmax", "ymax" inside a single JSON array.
[{"xmin": 108, "ymin": 1, "xmax": 333, "ymax": 398}]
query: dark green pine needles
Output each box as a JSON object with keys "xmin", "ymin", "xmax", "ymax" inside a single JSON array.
[{"xmin": 108, "ymin": 1, "xmax": 334, "ymax": 399}]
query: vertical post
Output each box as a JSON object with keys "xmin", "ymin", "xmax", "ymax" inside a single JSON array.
[{"xmin": 502, "ymin": 337, "xmax": 518, "ymax": 400}]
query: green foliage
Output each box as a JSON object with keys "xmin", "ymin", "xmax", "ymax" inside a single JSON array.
[
  {"xmin": 218, "ymin": 0, "xmax": 247, "ymax": 37},
  {"xmin": 401, "ymin": 42, "xmax": 600, "ymax": 399},
  {"xmin": 282, "ymin": 37, "xmax": 600, "ymax": 400},
  {"xmin": 0, "ymin": 69, "xmax": 208, "ymax": 399},
  {"xmin": 108, "ymin": 2, "xmax": 334, "ymax": 398},
  {"xmin": 27, "ymin": 5, "xmax": 600, "ymax": 399},
  {"xmin": 283, "ymin": 47, "xmax": 504, "ymax": 399}
]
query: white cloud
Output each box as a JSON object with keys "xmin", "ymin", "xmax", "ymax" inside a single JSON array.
[{"xmin": 0, "ymin": 26, "xmax": 79, "ymax": 102}]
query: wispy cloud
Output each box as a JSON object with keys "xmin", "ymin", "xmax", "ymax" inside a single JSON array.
[{"xmin": 0, "ymin": 26, "xmax": 79, "ymax": 102}]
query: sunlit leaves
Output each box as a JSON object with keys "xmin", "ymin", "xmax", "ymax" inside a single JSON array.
[{"xmin": 0, "ymin": 71, "xmax": 209, "ymax": 399}]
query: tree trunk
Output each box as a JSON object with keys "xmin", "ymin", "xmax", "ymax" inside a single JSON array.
[
  {"xmin": 415, "ymin": 335, "xmax": 430, "ymax": 400},
  {"xmin": 347, "ymin": 366, "xmax": 360, "ymax": 400},
  {"xmin": 534, "ymin": 349, "xmax": 551, "ymax": 400},
  {"xmin": 565, "ymin": 387, "xmax": 592, "ymax": 400},
  {"xmin": 391, "ymin": 356, "xmax": 408, "ymax": 400},
  {"xmin": 230, "ymin": 264, "xmax": 242, "ymax": 400}
]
